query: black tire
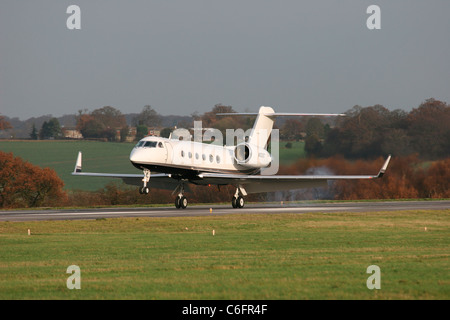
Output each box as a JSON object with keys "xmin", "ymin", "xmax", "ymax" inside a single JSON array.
[
  {"xmin": 140, "ymin": 187, "xmax": 150, "ymax": 195},
  {"xmin": 175, "ymin": 196, "xmax": 181, "ymax": 209},
  {"xmin": 237, "ymin": 196, "xmax": 244, "ymax": 208},
  {"xmin": 231, "ymin": 197, "xmax": 237, "ymax": 208},
  {"xmin": 180, "ymin": 196, "xmax": 188, "ymax": 209}
]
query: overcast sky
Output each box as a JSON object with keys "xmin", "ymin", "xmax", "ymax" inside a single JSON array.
[{"xmin": 1, "ymin": 1, "xmax": 449, "ymax": 119}]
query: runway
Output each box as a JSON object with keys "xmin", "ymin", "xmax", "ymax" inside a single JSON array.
[{"xmin": 1, "ymin": 200, "xmax": 448, "ymax": 222}]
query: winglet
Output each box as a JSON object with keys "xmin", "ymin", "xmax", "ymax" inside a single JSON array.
[
  {"xmin": 74, "ymin": 151, "xmax": 82, "ymax": 173},
  {"xmin": 376, "ymin": 154, "xmax": 391, "ymax": 178}
]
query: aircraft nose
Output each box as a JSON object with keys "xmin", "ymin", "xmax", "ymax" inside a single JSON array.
[{"xmin": 129, "ymin": 148, "xmax": 140, "ymax": 163}]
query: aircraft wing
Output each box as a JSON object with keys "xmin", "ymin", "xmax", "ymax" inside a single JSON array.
[
  {"xmin": 72, "ymin": 150, "xmax": 390, "ymax": 195},
  {"xmin": 198, "ymin": 155, "xmax": 391, "ymax": 194},
  {"xmin": 71, "ymin": 152, "xmax": 180, "ymax": 190}
]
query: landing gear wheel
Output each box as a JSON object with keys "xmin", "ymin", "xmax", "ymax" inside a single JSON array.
[
  {"xmin": 232, "ymin": 197, "xmax": 238, "ymax": 208},
  {"xmin": 232, "ymin": 186, "xmax": 246, "ymax": 209},
  {"xmin": 139, "ymin": 186, "xmax": 149, "ymax": 194},
  {"xmin": 236, "ymin": 196, "xmax": 244, "ymax": 208},
  {"xmin": 179, "ymin": 196, "xmax": 188, "ymax": 209},
  {"xmin": 173, "ymin": 182, "xmax": 187, "ymax": 209},
  {"xmin": 175, "ymin": 196, "xmax": 188, "ymax": 209}
]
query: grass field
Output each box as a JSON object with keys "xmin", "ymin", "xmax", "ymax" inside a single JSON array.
[
  {"xmin": 0, "ymin": 210, "xmax": 448, "ymax": 299},
  {"xmin": 0, "ymin": 140, "xmax": 138, "ymax": 191},
  {"xmin": 0, "ymin": 140, "xmax": 306, "ymax": 191},
  {"xmin": 277, "ymin": 141, "xmax": 306, "ymax": 166}
]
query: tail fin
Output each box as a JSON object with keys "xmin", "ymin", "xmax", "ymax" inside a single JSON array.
[
  {"xmin": 247, "ymin": 106, "xmax": 275, "ymax": 149},
  {"xmin": 217, "ymin": 106, "xmax": 346, "ymax": 150}
]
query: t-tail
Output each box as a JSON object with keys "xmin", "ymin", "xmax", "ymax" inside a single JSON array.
[{"xmin": 218, "ymin": 106, "xmax": 346, "ymax": 151}]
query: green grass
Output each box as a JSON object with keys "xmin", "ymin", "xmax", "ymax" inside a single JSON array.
[
  {"xmin": 0, "ymin": 210, "xmax": 448, "ymax": 299},
  {"xmin": 0, "ymin": 140, "xmax": 138, "ymax": 191},
  {"xmin": 277, "ymin": 141, "xmax": 306, "ymax": 166}
]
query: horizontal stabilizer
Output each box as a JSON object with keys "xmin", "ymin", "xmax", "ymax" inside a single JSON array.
[{"xmin": 217, "ymin": 109, "xmax": 346, "ymax": 117}]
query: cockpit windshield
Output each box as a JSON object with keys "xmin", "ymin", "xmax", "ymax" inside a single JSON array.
[
  {"xmin": 135, "ymin": 140, "xmax": 162, "ymax": 148},
  {"xmin": 144, "ymin": 141, "xmax": 157, "ymax": 148}
]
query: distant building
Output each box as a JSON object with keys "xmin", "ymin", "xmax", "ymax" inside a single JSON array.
[
  {"xmin": 113, "ymin": 127, "xmax": 164, "ymax": 142},
  {"xmin": 62, "ymin": 127, "xmax": 83, "ymax": 139},
  {"xmin": 147, "ymin": 128, "xmax": 160, "ymax": 136},
  {"xmin": 125, "ymin": 127, "xmax": 137, "ymax": 142}
]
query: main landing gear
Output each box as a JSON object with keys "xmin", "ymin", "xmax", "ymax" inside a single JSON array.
[
  {"xmin": 173, "ymin": 182, "xmax": 188, "ymax": 209},
  {"xmin": 231, "ymin": 188, "xmax": 245, "ymax": 208},
  {"xmin": 139, "ymin": 170, "xmax": 245, "ymax": 210},
  {"xmin": 175, "ymin": 195, "xmax": 188, "ymax": 209}
]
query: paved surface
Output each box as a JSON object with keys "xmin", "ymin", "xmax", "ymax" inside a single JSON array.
[{"xmin": 0, "ymin": 200, "xmax": 448, "ymax": 221}]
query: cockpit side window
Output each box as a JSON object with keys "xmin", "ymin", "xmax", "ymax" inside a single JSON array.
[{"xmin": 135, "ymin": 141, "xmax": 145, "ymax": 148}]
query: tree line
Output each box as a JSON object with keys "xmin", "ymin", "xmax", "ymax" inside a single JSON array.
[
  {"xmin": 26, "ymin": 105, "xmax": 164, "ymax": 142},
  {"xmin": 305, "ymin": 98, "xmax": 450, "ymax": 160},
  {"xmin": 185, "ymin": 98, "xmax": 450, "ymax": 161},
  {"xmin": 0, "ymin": 105, "xmax": 188, "ymax": 140},
  {"xmin": 2, "ymin": 98, "xmax": 449, "ymax": 161}
]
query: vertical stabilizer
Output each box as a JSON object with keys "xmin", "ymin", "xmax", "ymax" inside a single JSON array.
[{"xmin": 247, "ymin": 106, "xmax": 275, "ymax": 149}]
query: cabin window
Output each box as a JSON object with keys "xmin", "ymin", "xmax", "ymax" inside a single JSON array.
[
  {"xmin": 216, "ymin": 155, "xmax": 220, "ymax": 163},
  {"xmin": 195, "ymin": 153, "xmax": 199, "ymax": 160},
  {"xmin": 144, "ymin": 141, "xmax": 157, "ymax": 148},
  {"xmin": 181, "ymin": 150, "xmax": 185, "ymax": 157},
  {"xmin": 188, "ymin": 152, "xmax": 192, "ymax": 159},
  {"xmin": 202, "ymin": 154, "xmax": 206, "ymax": 161},
  {"xmin": 209, "ymin": 154, "xmax": 214, "ymax": 163}
]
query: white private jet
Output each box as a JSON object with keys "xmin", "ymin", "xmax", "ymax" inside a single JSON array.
[{"xmin": 72, "ymin": 106, "xmax": 391, "ymax": 209}]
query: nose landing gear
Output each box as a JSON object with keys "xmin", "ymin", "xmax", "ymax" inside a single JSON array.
[{"xmin": 139, "ymin": 168, "xmax": 151, "ymax": 194}]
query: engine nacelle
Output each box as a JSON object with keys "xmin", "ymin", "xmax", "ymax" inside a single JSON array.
[{"xmin": 234, "ymin": 143, "xmax": 271, "ymax": 168}]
